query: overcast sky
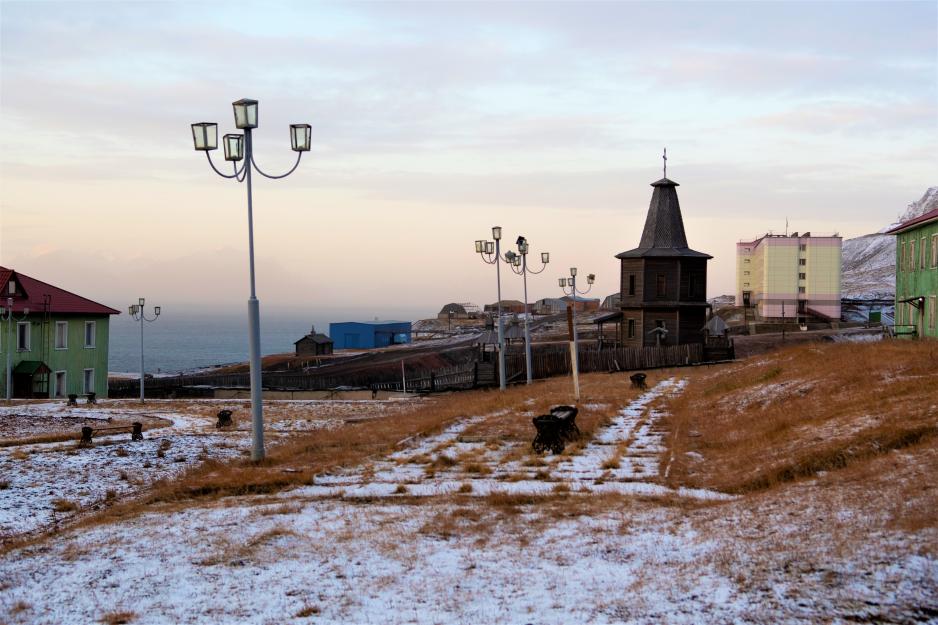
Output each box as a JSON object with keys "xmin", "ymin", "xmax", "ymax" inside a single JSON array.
[{"xmin": 1, "ymin": 0, "xmax": 935, "ymax": 318}]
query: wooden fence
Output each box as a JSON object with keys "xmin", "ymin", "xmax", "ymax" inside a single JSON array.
[
  {"xmin": 109, "ymin": 343, "xmax": 705, "ymax": 397},
  {"xmin": 506, "ymin": 343, "xmax": 704, "ymax": 381}
]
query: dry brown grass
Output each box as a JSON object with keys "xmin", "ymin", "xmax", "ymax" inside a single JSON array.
[
  {"xmin": 0, "ymin": 368, "xmax": 667, "ymax": 553},
  {"xmin": 295, "ymin": 604, "xmax": 321, "ymax": 617},
  {"xmin": 98, "ymin": 611, "xmax": 136, "ymax": 624},
  {"xmin": 51, "ymin": 498, "xmax": 78, "ymax": 513},
  {"xmin": 663, "ymin": 340, "xmax": 938, "ymax": 494}
]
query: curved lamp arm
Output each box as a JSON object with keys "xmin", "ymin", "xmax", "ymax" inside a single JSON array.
[
  {"xmin": 526, "ymin": 258, "xmax": 549, "ymax": 275},
  {"xmin": 205, "ymin": 151, "xmax": 239, "ymax": 179},
  {"xmin": 575, "ymin": 283, "xmax": 594, "ymax": 296},
  {"xmin": 478, "ymin": 251, "xmax": 498, "ymax": 265},
  {"xmin": 251, "ymin": 151, "xmax": 303, "ymax": 180}
]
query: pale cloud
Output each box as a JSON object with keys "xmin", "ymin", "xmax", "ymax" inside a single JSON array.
[{"xmin": 1, "ymin": 1, "xmax": 936, "ymax": 312}]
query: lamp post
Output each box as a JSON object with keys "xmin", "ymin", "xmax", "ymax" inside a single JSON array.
[
  {"xmin": 475, "ymin": 227, "xmax": 509, "ymax": 390},
  {"xmin": 1, "ymin": 298, "xmax": 29, "ymax": 401},
  {"xmin": 505, "ymin": 236, "xmax": 549, "ymax": 384},
  {"xmin": 559, "ymin": 268, "xmax": 595, "ymax": 401},
  {"xmin": 129, "ymin": 299, "xmax": 160, "ymax": 403},
  {"xmin": 191, "ymin": 98, "xmax": 311, "ymax": 461}
]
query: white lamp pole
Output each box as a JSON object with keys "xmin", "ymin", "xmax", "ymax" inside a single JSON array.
[
  {"xmin": 191, "ymin": 99, "xmax": 311, "ymax": 461},
  {"xmin": 2, "ymin": 298, "xmax": 29, "ymax": 401},
  {"xmin": 560, "ymin": 269, "xmax": 595, "ymax": 401},
  {"xmin": 129, "ymin": 299, "xmax": 160, "ymax": 403},
  {"xmin": 506, "ymin": 237, "xmax": 549, "ymax": 384},
  {"xmin": 475, "ymin": 227, "xmax": 510, "ymax": 390}
]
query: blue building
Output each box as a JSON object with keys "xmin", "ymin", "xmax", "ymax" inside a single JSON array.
[{"xmin": 329, "ymin": 321, "xmax": 412, "ymax": 349}]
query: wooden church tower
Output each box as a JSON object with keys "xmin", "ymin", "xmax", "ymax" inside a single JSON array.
[{"xmin": 616, "ymin": 155, "xmax": 711, "ymax": 348}]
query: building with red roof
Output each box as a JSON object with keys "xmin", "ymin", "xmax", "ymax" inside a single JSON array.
[{"xmin": 1, "ymin": 267, "xmax": 119, "ymax": 398}]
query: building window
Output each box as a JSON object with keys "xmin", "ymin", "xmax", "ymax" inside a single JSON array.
[
  {"xmin": 743, "ymin": 271, "xmax": 750, "ymax": 276},
  {"xmin": 627, "ymin": 319, "xmax": 635, "ymax": 338},
  {"xmin": 55, "ymin": 321, "xmax": 68, "ymax": 349},
  {"xmin": 921, "ymin": 237, "xmax": 927, "ymax": 269},
  {"xmin": 83, "ymin": 369, "xmax": 95, "ymax": 394},
  {"xmin": 799, "ymin": 258, "xmax": 806, "ymax": 266},
  {"xmin": 744, "ymin": 258, "xmax": 750, "ymax": 264},
  {"xmin": 799, "ymin": 244, "xmax": 806, "ymax": 251},
  {"xmin": 930, "ymin": 297, "xmax": 937, "ymax": 331},
  {"xmin": 900, "ymin": 241, "xmax": 906, "ymax": 271},
  {"xmin": 17, "ymin": 322, "xmax": 30, "ymax": 351},
  {"xmin": 84, "ymin": 321, "xmax": 96, "ymax": 348},
  {"xmin": 54, "ymin": 371, "xmax": 67, "ymax": 398},
  {"xmin": 743, "ymin": 282, "xmax": 750, "ymax": 287},
  {"xmin": 6, "ymin": 282, "xmax": 14, "ymax": 295},
  {"xmin": 798, "ymin": 286, "xmax": 806, "ymax": 294},
  {"xmin": 932, "ymin": 234, "xmax": 938, "ymax": 267},
  {"xmin": 909, "ymin": 240, "xmax": 915, "ymax": 271},
  {"xmin": 628, "ymin": 274, "xmax": 635, "ymax": 296},
  {"xmin": 656, "ymin": 274, "xmax": 666, "ymax": 297},
  {"xmin": 799, "ymin": 272, "xmax": 806, "ymax": 280}
]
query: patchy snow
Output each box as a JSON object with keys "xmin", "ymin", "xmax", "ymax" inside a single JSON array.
[
  {"xmin": 0, "ymin": 398, "xmax": 412, "ymax": 541},
  {"xmin": 1, "ymin": 379, "xmax": 935, "ymax": 624},
  {"xmin": 299, "ymin": 378, "xmax": 730, "ymax": 502}
]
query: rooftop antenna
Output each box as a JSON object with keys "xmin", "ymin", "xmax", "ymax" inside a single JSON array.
[{"xmin": 662, "ymin": 147, "xmax": 667, "ymax": 178}]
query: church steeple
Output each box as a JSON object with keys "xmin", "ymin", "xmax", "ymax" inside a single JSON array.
[
  {"xmin": 616, "ymin": 156, "xmax": 711, "ymax": 259},
  {"xmin": 637, "ymin": 177, "xmax": 689, "ymax": 250}
]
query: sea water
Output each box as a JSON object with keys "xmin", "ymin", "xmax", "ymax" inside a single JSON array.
[
  {"xmin": 108, "ymin": 312, "xmax": 321, "ymax": 374},
  {"xmin": 108, "ymin": 308, "xmax": 428, "ymax": 374}
]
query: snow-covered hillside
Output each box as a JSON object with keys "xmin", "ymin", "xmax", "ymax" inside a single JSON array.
[{"xmin": 841, "ymin": 187, "xmax": 937, "ymax": 299}]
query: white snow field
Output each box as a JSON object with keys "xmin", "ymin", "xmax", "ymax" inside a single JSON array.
[{"xmin": 0, "ymin": 381, "xmax": 935, "ymax": 624}]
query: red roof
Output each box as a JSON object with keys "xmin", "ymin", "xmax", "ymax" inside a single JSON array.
[
  {"xmin": 0, "ymin": 267, "xmax": 120, "ymax": 315},
  {"xmin": 886, "ymin": 207, "xmax": 938, "ymax": 235}
]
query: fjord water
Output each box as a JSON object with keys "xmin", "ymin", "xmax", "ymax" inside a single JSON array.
[{"xmin": 108, "ymin": 311, "xmax": 321, "ymax": 374}]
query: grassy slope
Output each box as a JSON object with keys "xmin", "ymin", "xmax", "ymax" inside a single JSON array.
[{"xmin": 663, "ymin": 340, "xmax": 938, "ymax": 495}]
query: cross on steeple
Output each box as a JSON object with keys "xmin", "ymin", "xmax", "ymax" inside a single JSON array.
[{"xmin": 663, "ymin": 147, "xmax": 667, "ymax": 178}]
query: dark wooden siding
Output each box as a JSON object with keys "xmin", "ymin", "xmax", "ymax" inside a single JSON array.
[
  {"xmin": 678, "ymin": 307, "xmax": 707, "ymax": 344},
  {"xmin": 679, "ymin": 258, "xmax": 708, "ymax": 302},
  {"xmin": 618, "ymin": 312, "xmax": 643, "ymax": 349},
  {"xmin": 642, "ymin": 309, "xmax": 678, "ymax": 347},
  {"xmin": 643, "ymin": 259, "xmax": 680, "ymax": 302},
  {"xmin": 619, "ymin": 259, "xmax": 644, "ymax": 304}
]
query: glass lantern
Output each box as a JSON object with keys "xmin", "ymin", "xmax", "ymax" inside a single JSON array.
[
  {"xmin": 290, "ymin": 124, "xmax": 311, "ymax": 152},
  {"xmin": 223, "ymin": 134, "xmax": 244, "ymax": 161},
  {"xmin": 191, "ymin": 123, "xmax": 218, "ymax": 151},
  {"xmin": 232, "ymin": 98, "xmax": 259, "ymax": 129}
]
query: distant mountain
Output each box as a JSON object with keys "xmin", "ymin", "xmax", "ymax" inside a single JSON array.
[{"xmin": 841, "ymin": 187, "xmax": 938, "ymax": 299}]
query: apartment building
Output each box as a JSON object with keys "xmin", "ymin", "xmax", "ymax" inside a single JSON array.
[{"xmin": 735, "ymin": 232, "xmax": 842, "ymax": 321}]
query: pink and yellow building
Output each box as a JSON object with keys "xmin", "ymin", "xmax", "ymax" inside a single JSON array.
[{"xmin": 735, "ymin": 232, "xmax": 842, "ymax": 321}]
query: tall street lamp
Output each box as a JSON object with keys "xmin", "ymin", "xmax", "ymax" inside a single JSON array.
[
  {"xmin": 191, "ymin": 98, "xmax": 311, "ymax": 461},
  {"xmin": 475, "ymin": 227, "xmax": 508, "ymax": 390},
  {"xmin": 559, "ymin": 268, "xmax": 595, "ymax": 401},
  {"xmin": 129, "ymin": 298, "xmax": 160, "ymax": 403},
  {"xmin": 1, "ymin": 298, "xmax": 29, "ymax": 401},
  {"xmin": 505, "ymin": 236, "xmax": 549, "ymax": 384}
]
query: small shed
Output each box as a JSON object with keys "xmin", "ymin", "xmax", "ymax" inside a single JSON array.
[
  {"xmin": 295, "ymin": 327, "xmax": 334, "ymax": 356},
  {"xmin": 702, "ymin": 315, "xmax": 729, "ymax": 338},
  {"xmin": 438, "ymin": 303, "xmax": 468, "ymax": 320},
  {"xmin": 329, "ymin": 321, "xmax": 412, "ymax": 349}
]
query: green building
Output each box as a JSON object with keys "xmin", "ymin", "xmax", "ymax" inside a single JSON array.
[
  {"xmin": 1, "ymin": 267, "xmax": 119, "ymax": 398},
  {"xmin": 887, "ymin": 208, "xmax": 938, "ymax": 338}
]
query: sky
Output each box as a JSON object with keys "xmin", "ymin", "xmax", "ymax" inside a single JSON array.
[{"xmin": 1, "ymin": 0, "xmax": 936, "ymax": 320}]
